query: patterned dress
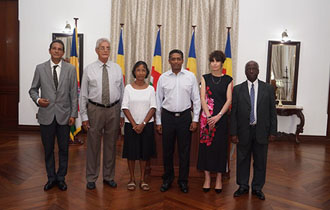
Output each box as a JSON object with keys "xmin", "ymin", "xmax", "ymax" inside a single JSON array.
[{"xmin": 197, "ymin": 73, "xmax": 232, "ymax": 173}]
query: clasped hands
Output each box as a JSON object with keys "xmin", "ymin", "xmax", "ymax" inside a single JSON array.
[{"xmin": 206, "ymin": 115, "xmax": 221, "ymax": 130}]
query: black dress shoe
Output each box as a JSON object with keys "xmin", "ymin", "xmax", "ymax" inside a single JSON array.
[
  {"xmin": 215, "ymin": 188, "xmax": 222, "ymax": 194},
  {"xmin": 87, "ymin": 182, "xmax": 96, "ymax": 190},
  {"xmin": 233, "ymin": 187, "xmax": 249, "ymax": 197},
  {"xmin": 203, "ymin": 188, "xmax": 210, "ymax": 192},
  {"xmin": 252, "ymin": 190, "xmax": 265, "ymax": 200},
  {"xmin": 103, "ymin": 180, "xmax": 117, "ymax": 188},
  {"xmin": 44, "ymin": 181, "xmax": 56, "ymax": 191},
  {"xmin": 57, "ymin": 181, "xmax": 67, "ymax": 191},
  {"xmin": 179, "ymin": 183, "xmax": 189, "ymax": 193},
  {"xmin": 160, "ymin": 182, "xmax": 171, "ymax": 192}
]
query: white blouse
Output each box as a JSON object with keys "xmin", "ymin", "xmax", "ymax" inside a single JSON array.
[{"xmin": 121, "ymin": 84, "xmax": 156, "ymax": 123}]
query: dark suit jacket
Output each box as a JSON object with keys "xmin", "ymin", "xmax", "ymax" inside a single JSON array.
[
  {"xmin": 29, "ymin": 60, "xmax": 78, "ymax": 125},
  {"xmin": 230, "ymin": 80, "xmax": 277, "ymax": 145}
]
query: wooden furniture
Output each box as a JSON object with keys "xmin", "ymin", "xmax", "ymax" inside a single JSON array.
[{"xmin": 276, "ymin": 105, "xmax": 305, "ymax": 143}]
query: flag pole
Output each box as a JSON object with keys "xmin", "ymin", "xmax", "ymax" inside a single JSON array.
[{"xmin": 74, "ymin": 17, "xmax": 79, "ymax": 28}]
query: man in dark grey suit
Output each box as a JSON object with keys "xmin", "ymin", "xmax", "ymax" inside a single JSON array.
[
  {"xmin": 230, "ymin": 60, "xmax": 277, "ymax": 200},
  {"xmin": 29, "ymin": 40, "xmax": 78, "ymax": 191}
]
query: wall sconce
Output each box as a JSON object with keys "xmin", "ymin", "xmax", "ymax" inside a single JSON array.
[
  {"xmin": 281, "ymin": 29, "xmax": 290, "ymax": 42},
  {"xmin": 63, "ymin": 21, "xmax": 72, "ymax": 33}
]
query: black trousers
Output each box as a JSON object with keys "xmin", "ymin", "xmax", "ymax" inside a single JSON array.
[
  {"xmin": 40, "ymin": 118, "xmax": 70, "ymax": 182},
  {"xmin": 161, "ymin": 109, "xmax": 192, "ymax": 184},
  {"xmin": 236, "ymin": 126, "xmax": 268, "ymax": 191}
]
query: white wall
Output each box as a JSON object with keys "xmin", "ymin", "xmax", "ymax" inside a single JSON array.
[
  {"xmin": 19, "ymin": 0, "xmax": 111, "ymax": 125},
  {"xmin": 237, "ymin": 0, "xmax": 330, "ymax": 136},
  {"xmin": 19, "ymin": 0, "xmax": 330, "ymax": 136}
]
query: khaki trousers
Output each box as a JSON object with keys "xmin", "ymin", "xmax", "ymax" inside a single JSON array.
[{"xmin": 86, "ymin": 102, "xmax": 120, "ymax": 182}]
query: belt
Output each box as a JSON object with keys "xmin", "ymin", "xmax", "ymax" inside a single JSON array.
[
  {"xmin": 88, "ymin": 99, "xmax": 119, "ymax": 108},
  {"xmin": 163, "ymin": 108, "xmax": 191, "ymax": 117}
]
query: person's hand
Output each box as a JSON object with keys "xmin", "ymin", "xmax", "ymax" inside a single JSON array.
[
  {"xmin": 268, "ymin": 135, "xmax": 276, "ymax": 142},
  {"xmin": 189, "ymin": 122, "xmax": 198, "ymax": 132},
  {"xmin": 133, "ymin": 123, "xmax": 145, "ymax": 134},
  {"xmin": 231, "ymin": 136, "xmax": 239, "ymax": 144},
  {"xmin": 82, "ymin": 120, "xmax": 90, "ymax": 131},
  {"xmin": 156, "ymin": 125, "xmax": 162, "ymax": 134},
  {"xmin": 207, "ymin": 115, "xmax": 221, "ymax": 128},
  {"xmin": 120, "ymin": 117, "xmax": 124, "ymax": 128},
  {"xmin": 38, "ymin": 98, "xmax": 50, "ymax": 107},
  {"xmin": 68, "ymin": 117, "xmax": 75, "ymax": 126}
]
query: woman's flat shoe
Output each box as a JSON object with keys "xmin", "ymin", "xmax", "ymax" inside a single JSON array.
[
  {"xmin": 215, "ymin": 188, "xmax": 222, "ymax": 194},
  {"xmin": 203, "ymin": 188, "xmax": 210, "ymax": 192}
]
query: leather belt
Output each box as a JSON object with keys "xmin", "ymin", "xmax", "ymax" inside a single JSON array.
[
  {"xmin": 88, "ymin": 99, "xmax": 119, "ymax": 108},
  {"xmin": 163, "ymin": 108, "xmax": 191, "ymax": 117}
]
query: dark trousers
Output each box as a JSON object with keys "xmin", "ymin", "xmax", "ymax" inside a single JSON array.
[
  {"xmin": 161, "ymin": 109, "xmax": 192, "ymax": 184},
  {"xmin": 236, "ymin": 126, "xmax": 268, "ymax": 191},
  {"xmin": 40, "ymin": 118, "xmax": 70, "ymax": 182}
]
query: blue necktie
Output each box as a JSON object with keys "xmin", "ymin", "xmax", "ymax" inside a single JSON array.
[{"xmin": 250, "ymin": 83, "xmax": 255, "ymax": 124}]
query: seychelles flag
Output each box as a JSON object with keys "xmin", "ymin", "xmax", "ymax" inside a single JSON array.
[
  {"xmin": 150, "ymin": 29, "xmax": 162, "ymax": 90},
  {"xmin": 222, "ymin": 30, "xmax": 232, "ymax": 77},
  {"xmin": 69, "ymin": 27, "xmax": 82, "ymax": 141},
  {"xmin": 187, "ymin": 31, "xmax": 197, "ymax": 76},
  {"xmin": 117, "ymin": 28, "xmax": 125, "ymax": 84}
]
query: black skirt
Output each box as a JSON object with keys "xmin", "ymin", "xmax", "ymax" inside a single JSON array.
[{"xmin": 122, "ymin": 122, "xmax": 155, "ymax": 160}]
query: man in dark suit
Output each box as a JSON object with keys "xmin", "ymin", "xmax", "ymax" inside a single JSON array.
[
  {"xmin": 29, "ymin": 40, "xmax": 78, "ymax": 191},
  {"xmin": 230, "ymin": 60, "xmax": 277, "ymax": 200}
]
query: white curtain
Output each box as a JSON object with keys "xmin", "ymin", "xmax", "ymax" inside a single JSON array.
[{"xmin": 110, "ymin": 0, "xmax": 239, "ymax": 83}]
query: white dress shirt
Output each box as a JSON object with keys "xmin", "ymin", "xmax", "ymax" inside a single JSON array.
[
  {"xmin": 80, "ymin": 59, "xmax": 124, "ymax": 121},
  {"xmin": 247, "ymin": 79, "xmax": 259, "ymax": 124},
  {"xmin": 121, "ymin": 84, "xmax": 156, "ymax": 124},
  {"xmin": 155, "ymin": 68, "xmax": 201, "ymax": 125}
]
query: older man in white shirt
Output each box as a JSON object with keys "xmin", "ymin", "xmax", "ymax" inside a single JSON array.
[
  {"xmin": 156, "ymin": 49, "xmax": 201, "ymax": 193},
  {"xmin": 80, "ymin": 38, "xmax": 124, "ymax": 190}
]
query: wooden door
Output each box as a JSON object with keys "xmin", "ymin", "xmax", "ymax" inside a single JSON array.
[{"xmin": 0, "ymin": 0, "xmax": 19, "ymax": 129}]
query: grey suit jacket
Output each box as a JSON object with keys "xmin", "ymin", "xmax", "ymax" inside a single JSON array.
[
  {"xmin": 29, "ymin": 60, "xmax": 78, "ymax": 125},
  {"xmin": 230, "ymin": 80, "xmax": 277, "ymax": 145}
]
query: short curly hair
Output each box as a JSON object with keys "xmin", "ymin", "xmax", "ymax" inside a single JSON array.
[{"xmin": 209, "ymin": 50, "xmax": 226, "ymax": 63}]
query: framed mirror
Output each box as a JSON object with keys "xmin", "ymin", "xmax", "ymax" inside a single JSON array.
[
  {"xmin": 266, "ymin": 41, "xmax": 301, "ymax": 105},
  {"xmin": 52, "ymin": 33, "xmax": 84, "ymax": 82}
]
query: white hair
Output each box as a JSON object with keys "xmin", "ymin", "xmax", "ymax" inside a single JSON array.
[{"xmin": 95, "ymin": 38, "xmax": 110, "ymax": 49}]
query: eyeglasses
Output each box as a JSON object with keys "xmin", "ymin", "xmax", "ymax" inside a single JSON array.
[{"xmin": 98, "ymin": 47, "xmax": 110, "ymax": 51}]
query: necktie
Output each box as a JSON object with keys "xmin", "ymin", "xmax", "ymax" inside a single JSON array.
[
  {"xmin": 250, "ymin": 83, "xmax": 255, "ymax": 124},
  {"xmin": 53, "ymin": 65, "xmax": 58, "ymax": 90},
  {"xmin": 102, "ymin": 64, "xmax": 110, "ymax": 105}
]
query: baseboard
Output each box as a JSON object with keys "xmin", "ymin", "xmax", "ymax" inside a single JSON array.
[
  {"xmin": 299, "ymin": 135, "xmax": 329, "ymax": 141},
  {"xmin": 16, "ymin": 125, "xmax": 40, "ymax": 131}
]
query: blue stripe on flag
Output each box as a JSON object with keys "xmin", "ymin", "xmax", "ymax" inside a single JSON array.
[
  {"xmin": 153, "ymin": 30, "xmax": 161, "ymax": 56},
  {"xmin": 118, "ymin": 29, "xmax": 124, "ymax": 55},
  {"xmin": 225, "ymin": 31, "xmax": 231, "ymax": 58},
  {"xmin": 188, "ymin": 31, "xmax": 196, "ymax": 58},
  {"xmin": 70, "ymin": 28, "xmax": 77, "ymax": 57}
]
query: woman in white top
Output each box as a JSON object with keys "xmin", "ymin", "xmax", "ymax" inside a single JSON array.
[{"xmin": 121, "ymin": 61, "xmax": 156, "ymax": 191}]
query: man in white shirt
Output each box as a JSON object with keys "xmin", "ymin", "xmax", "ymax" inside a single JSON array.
[
  {"xmin": 80, "ymin": 38, "xmax": 124, "ymax": 190},
  {"xmin": 156, "ymin": 49, "xmax": 201, "ymax": 193}
]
